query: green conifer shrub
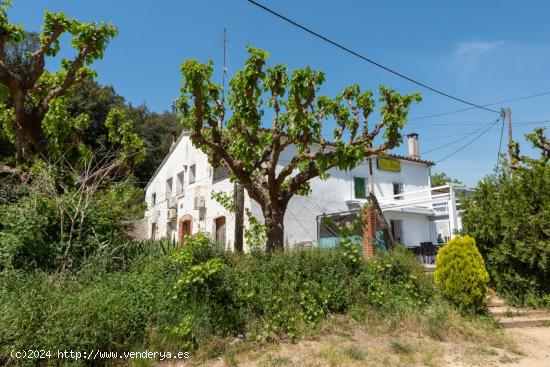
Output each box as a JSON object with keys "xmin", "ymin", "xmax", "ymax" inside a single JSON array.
[{"xmin": 434, "ymin": 235, "xmax": 489, "ymax": 312}]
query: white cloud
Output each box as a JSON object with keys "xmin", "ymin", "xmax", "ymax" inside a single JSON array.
[
  {"xmin": 451, "ymin": 40, "xmax": 504, "ymax": 78},
  {"xmin": 454, "ymin": 41, "xmax": 504, "ymax": 58}
]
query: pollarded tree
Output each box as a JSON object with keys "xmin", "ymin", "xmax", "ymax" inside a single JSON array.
[
  {"xmin": 179, "ymin": 47, "xmax": 421, "ymax": 251},
  {"xmin": 0, "ymin": 0, "xmax": 117, "ymax": 163}
]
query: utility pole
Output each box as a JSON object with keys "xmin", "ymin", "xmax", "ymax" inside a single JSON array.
[
  {"xmin": 221, "ymin": 28, "xmax": 245, "ymax": 252},
  {"xmin": 506, "ymin": 107, "xmax": 517, "ymax": 171},
  {"xmin": 234, "ymin": 182, "xmax": 244, "ymax": 253},
  {"xmin": 222, "ymin": 28, "xmax": 227, "ymax": 100},
  {"xmin": 506, "ymin": 108, "xmax": 514, "ymax": 153}
]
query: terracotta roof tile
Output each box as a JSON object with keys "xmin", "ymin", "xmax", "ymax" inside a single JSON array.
[{"xmin": 382, "ymin": 153, "xmax": 435, "ymax": 166}]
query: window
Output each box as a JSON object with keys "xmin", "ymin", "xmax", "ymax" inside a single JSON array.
[
  {"xmin": 166, "ymin": 177, "xmax": 173, "ymax": 198},
  {"xmin": 189, "ymin": 164, "xmax": 196, "ymax": 184},
  {"xmin": 393, "ymin": 182, "xmax": 404, "ymax": 200},
  {"xmin": 354, "ymin": 177, "xmax": 367, "ymax": 199},
  {"xmin": 176, "ymin": 171, "xmax": 184, "ymax": 195},
  {"xmin": 151, "ymin": 192, "xmax": 156, "ymax": 206},
  {"xmin": 390, "ymin": 219, "xmax": 404, "ymax": 243},
  {"xmin": 212, "ymin": 165, "xmax": 229, "ymax": 182}
]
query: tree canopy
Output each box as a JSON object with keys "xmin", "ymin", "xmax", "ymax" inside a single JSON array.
[
  {"xmin": 179, "ymin": 46, "xmax": 421, "ymax": 251},
  {"xmin": 462, "ymin": 127, "xmax": 550, "ymax": 306},
  {"xmin": 0, "ymin": 0, "xmax": 119, "ymax": 164},
  {"xmin": 431, "ymin": 171, "xmax": 462, "ymax": 187}
]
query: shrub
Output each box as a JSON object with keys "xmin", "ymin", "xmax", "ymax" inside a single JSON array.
[
  {"xmin": 462, "ymin": 163, "xmax": 550, "ymax": 306},
  {"xmin": 1, "ymin": 234, "xmax": 440, "ymax": 360},
  {"xmin": 361, "ymin": 245, "xmax": 433, "ymax": 315},
  {"xmin": 0, "ymin": 182, "xmax": 144, "ymax": 272},
  {"xmin": 0, "ymin": 257, "xmax": 185, "ymax": 364},
  {"xmin": 170, "ymin": 236, "xmax": 434, "ymax": 348},
  {"xmin": 434, "ymin": 235, "xmax": 489, "ymax": 311}
]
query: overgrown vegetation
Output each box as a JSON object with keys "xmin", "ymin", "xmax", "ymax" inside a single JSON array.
[
  {"xmin": 462, "ymin": 127, "xmax": 550, "ymax": 307},
  {"xmin": 1, "ymin": 233, "xmax": 506, "ymax": 365},
  {"xmin": 0, "ymin": 255, "xmax": 185, "ymax": 364},
  {"xmin": 0, "ymin": 162, "xmax": 145, "ymax": 272}
]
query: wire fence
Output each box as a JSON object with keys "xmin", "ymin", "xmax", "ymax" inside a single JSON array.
[{"xmin": 138, "ymin": 189, "xmax": 359, "ymax": 251}]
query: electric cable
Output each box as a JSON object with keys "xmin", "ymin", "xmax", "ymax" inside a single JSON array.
[
  {"xmin": 247, "ymin": 0, "xmax": 500, "ymax": 114},
  {"xmin": 435, "ymin": 117, "xmax": 501, "ymax": 163},
  {"xmin": 410, "ymin": 91, "xmax": 550, "ymax": 122}
]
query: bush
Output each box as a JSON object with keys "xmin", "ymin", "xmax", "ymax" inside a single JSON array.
[
  {"xmin": 171, "ymin": 235, "xmax": 433, "ymax": 347},
  {"xmin": 361, "ymin": 245, "xmax": 433, "ymax": 315},
  {"xmin": 434, "ymin": 235, "xmax": 489, "ymax": 311},
  {"xmin": 0, "ymin": 182, "xmax": 144, "ymax": 272},
  {"xmin": 0, "ymin": 256, "xmax": 185, "ymax": 364},
  {"xmin": 462, "ymin": 164, "xmax": 550, "ymax": 306},
  {"xmin": 1, "ymin": 234, "xmax": 438, "ymax": 361}
]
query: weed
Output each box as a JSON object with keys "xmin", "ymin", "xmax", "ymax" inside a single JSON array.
[
  {"xmin": 390, "ymin": 339, "xmax": 413, "ymax": 355},
  {"xmin": 342, "ymin": 345, "xmax": 366, "ymax": 361},
  {"xmin": 320, "ymin": 346, "xmax": 342, "ymax": 367},
  {"xmin": 259, "ymin": 354, "xmax": 294, "ymax": 367},
  {"xmin": 424, "ymin": 298, "xmax": 448, "ymax": 340},
  {"xmin": 223, "ymin": 347, "xmax": 237, "ymax": 367}
]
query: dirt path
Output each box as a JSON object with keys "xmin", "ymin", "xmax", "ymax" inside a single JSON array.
[
  {"xmin": 505, "ymin": 327, "xmax": 550, "ymax": 367},
  {"xmin": 486, "ymin": 294, "xmax": 550, "ymax": 367}
]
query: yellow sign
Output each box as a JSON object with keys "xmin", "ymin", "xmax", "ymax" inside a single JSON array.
[{"xmin": 377, "ymin": 157, "xmax": 401, "ymax": 172}]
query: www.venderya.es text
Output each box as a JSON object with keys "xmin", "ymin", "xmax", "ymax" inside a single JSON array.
[{"xmin": 11, "ymin": 349, "xmax": 190, "ymax": 361}]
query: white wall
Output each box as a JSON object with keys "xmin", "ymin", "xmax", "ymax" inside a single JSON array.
[
  {"xmin": 144, "ymin": 134, "xmax": 236, "ymax": 248},
  {"xmin": 145, "ymin": 136, "xmax": 433, "ymax": 250},
  {"xmin": 384, "ymin": 211, "xmax": 431, "ymax": 247}
]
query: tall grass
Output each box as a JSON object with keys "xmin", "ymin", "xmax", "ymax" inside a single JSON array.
[{"xmin": 0, "ymin": 235, "xmax": 506, "ymax": 365}]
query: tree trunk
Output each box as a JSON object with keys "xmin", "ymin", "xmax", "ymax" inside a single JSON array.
[
  {"xmin": 14, "ymin": 126, "xmax": 33, "ymax": 164},
  {"xmin": 264, "ymin": 202, "xmax": 287, "ymax": 252}
]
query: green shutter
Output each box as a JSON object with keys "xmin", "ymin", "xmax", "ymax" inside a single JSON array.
[{"xmin": 354, "ymin": 177, "xmax": 366, "ymax": 198}]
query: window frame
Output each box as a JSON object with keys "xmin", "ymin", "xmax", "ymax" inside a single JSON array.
[
  {"xmin": 189, "ymin": 164, "xmax": 196, "ymax": 184},
  {"xmin": 393, "ymin": 182, "xmax": 404, "ymax": 200},
  {"xmin": 176, "ymin": 171, "xmax": 184, "ymax": 195},
  {"xmin": 353, "ymin": 176, "xmax": 367, "ymax": 199},
  {"xmin": 166, "ymin": 177, "xmax": 173, "ymax": 199},
  {"xmin": 212, "ymin": 165, "xmax": 229, "ymax": 183}
]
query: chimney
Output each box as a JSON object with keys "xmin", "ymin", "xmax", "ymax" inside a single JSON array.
[
  {"xmin": 169, "ymin": 132, "xmax": 177, "ymax": 151},
  {"xmin": 407, "ymin": 133, "xmax": 419, "ymax": 159}
]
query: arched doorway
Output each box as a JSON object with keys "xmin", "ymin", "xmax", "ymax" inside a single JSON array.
[{"xmin": 178, "ymin": 215, "xmax": 193, "ymax": 246}]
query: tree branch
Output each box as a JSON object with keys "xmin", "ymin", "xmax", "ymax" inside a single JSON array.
[
  {"xmin": 26, "ymin": 24, "xmax": 65, "ymax": 89},
  {"xmin": 38, "ymin": 42, "xmax": 93, "ymax": 117}
]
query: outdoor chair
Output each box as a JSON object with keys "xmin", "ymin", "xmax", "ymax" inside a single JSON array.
[
  {"xmin": 411, "ymin": 246, "xmax": 423, "ymax": 263},
  {"xmin": 420, "ymin": 242, "xmax": 435, "ymax": 264}
]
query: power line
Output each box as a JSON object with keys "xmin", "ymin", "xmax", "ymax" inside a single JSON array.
[
  {"xmin": 409, "ymin": 91, "xmax": 550, "ymax": 122},
  {"xmin": 435, "ymin": 117, "xmax": 502, "ymax": 163},
  {"xmin": 247, "ymin": 0, "xmax": 500, "ymax": 114},
  {"xmin": 421, "ymin": 130, "xmax": 496, "ymax": 141},
  {"xmin": 411, "ymin": 119, "xmax": 550, "ymax": 126},
  {"xmin": 422, "ymin": 122, "xmax": 496, "ymax": 155}
]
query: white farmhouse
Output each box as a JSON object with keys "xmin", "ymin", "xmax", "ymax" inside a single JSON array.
[{"xmin": 144, "ymin": 132, "xmax": 467, "ymax": 252}]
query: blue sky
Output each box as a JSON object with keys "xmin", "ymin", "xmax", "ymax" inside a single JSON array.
[{"xmin": 11, "ymin": 0, "xmax": 550, "ymax": 186}]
